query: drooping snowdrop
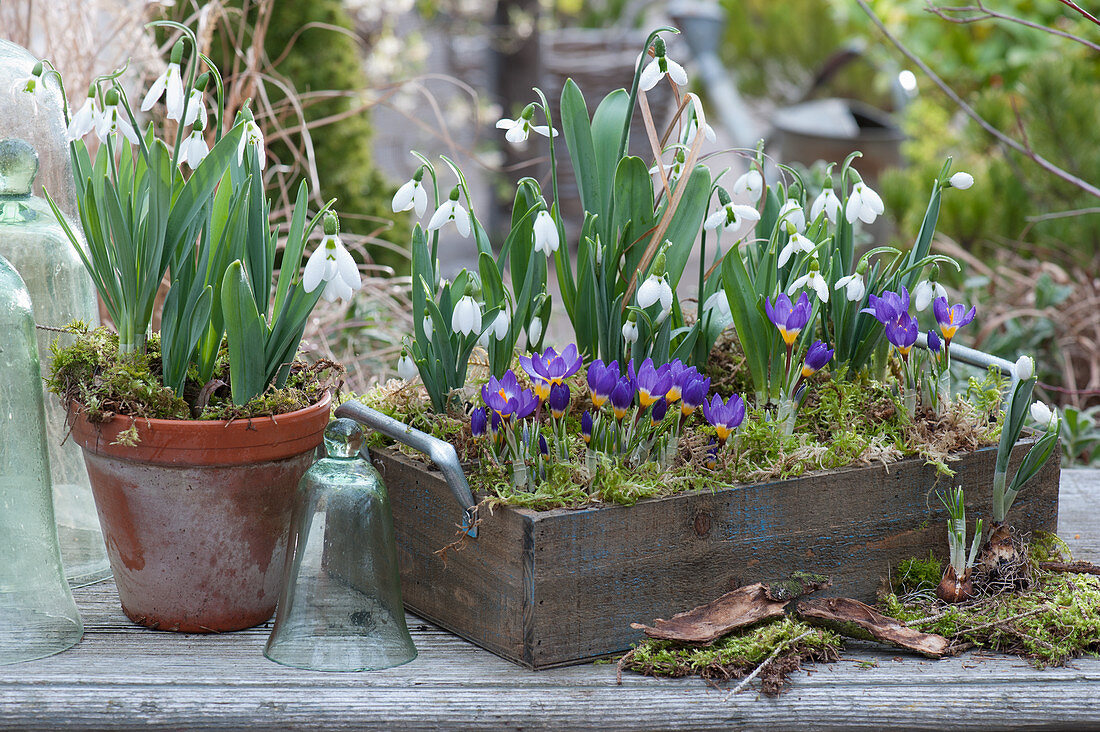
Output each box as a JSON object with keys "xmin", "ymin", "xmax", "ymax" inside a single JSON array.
[
  {"xmin": 528, "ymin": 316, "xmax": 543, "ymax": 345},
  {"xmin": 495, "ymin": 103, "xmax": 557, "ymax": 145},
  {"xmin": 532, "ymin": 210, "xmax": 559, "ymax": 256},
  {"xmin": 302, "ymin": 213, "xmax": 362, "ymax": 302},
  {"xmin": 778, "ymin": 232, "xmax": 816, "ymax": 268},
  {"xmin": 451, "ymin": 293, "xmax": 483, "ymax": 337},
  {"xmin": 731, "ymin": 169, "xmax": 764, "ymax": 202},
  {"xmin": 622, "ymin": 314, "xmax": 639, "ymax": 344},
  {"xmin": 236, "ymin": 113, "xmax": 266, "ymax": 170},
  {"xmin": 66, "ymin": 89, "xmax": 99, "ymax": 141},
  {"xmin": 422, "ymin": 316, "xmax": 434, "ymax": 342},
  {"xmin": 810, "ymin": 188, "xmax": 841, "ymax": 225},
  {"xmin": 94, "ymin": 89, "xmax": 139, "ymax": 145},
  {"xmin": 12, "ymin": 61, "xmax": 46, "ymax": 114},
  {"xmin": 949, "ymin": 171, "xmax": 974, "ymax": 190},
  {"xmin": 778, "ymin": 199, "xmax": 806, "ymax": 234},
  {"xmin": 178, "ymin": 122, "xmax": 209, "ymax": 169},
  {"xmin": 638, "ymin": 36, "xmax": 688, "ymax": 92},
  {"xmin": 650, "ymin": 147, "xmax": 687, "ymax": 188},
  {"xmin": 845, "ymin": 180, "xmax": 884, "ymax": 225},
  {"xmin": 1029, "ymin": 400, "xmax": 1054, "ymax": 427},
  {"xmin": 638, "ymin": 273, "xmax": 673, "ymax": 313},
  {"xmin": 834, "ymin": 272, "xmax": 866, "ymax": 302},
  {"xmin": 397, "ymin": 349, "xmax": 418, "ymax": 380},
  {"xmin": 426, "ymin": 187, "xmax": 472, "ymax": 238},
  {"xmin": 703, "ymin": 290, "xmax": 732, "ymax": 321},
  {"xmin": 1015, "ymin": 355, "xmax": 1034, "ymax": 381},
  {"xmin": 704, "ymin": 188, "xmax": 761, "ymax": 231},
  {"xmin": 392, "ymin": 168, "xmax": 428, "ymax": 218},
  {"xmin": 141, "ymin": 42, "xmax": 186, "ymax": 120},
  {"xmin": 913, "ymin": 279, "xmax": 947, "ymax": 311},
  {"xmin": 183, "ymin": 88, "xmax": 207, "ymax": 129},
  {"xmin": 787, "ymin": 264, "xmax": 830, "ymax": 303},
  {"xmin": 490, "ymin": 306, "xmax": 511, "ymax": 340}
]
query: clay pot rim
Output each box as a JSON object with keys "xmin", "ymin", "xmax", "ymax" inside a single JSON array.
[{"xmin": 66, "ymin": 390, "xmax": 332, "ymax": 430}]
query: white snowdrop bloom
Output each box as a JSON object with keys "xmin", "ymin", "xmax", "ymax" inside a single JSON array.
[
  {"xmin": 684, "ymin": 117, "xmax": 716, "ymax": 145},
  {"xmin": 778, "ymin": 199, "xmax": 806, "ymax": 234},
  {"xmin": 913, "ymin": 280, "xmax": 947, "ymax": 312},
  {"xmin": 397, "ymin": 352, "xmax": 418, "ymax": 381},
  {"xmin": 236, "ymin": 119, "xmax": 266, "ymax": 170},
  {"xmin": 490, "ymin": 308, "xmax": 511, "ymax": 340},
  {"xmin": 177, "ymin": 130, "xmax": 209, "ymax": 169},
  {"xmin": 422, "ymin": 316, "xmax": 434, "ymax": 342},
  {"xmin": 703, "ymin": 290, "xmax": 731, "ymax": 321},
  {"xmin": 11, "ymin": 68, "xmax": 45, "ymax": 114},
  {"xmin": 787, "ymin": 270, "xmax": 830, "ymax": 303},
  {"xmin": 426, "ymin": 199, "xmax": 472, "ymax": 238},
  {"xmin": 94, "ymin": 96, "xmax": 139, "ymax": 145},
  {"xmin": 1015, "ymin": 355, "xmax": 1034, "ymax": 381},
  {"xmin": 302, "ymin": 232, "xmax": 362, "ymax": 302},
  {"xmin": 731, "ymin": 169, "xmax": 764, "ymax": 202},
  {"xmin": 183, "ymin": 89, "xmax": 207, "ymax": 129},
  {"xmin": 703, "ymin": 201, "xmax": 761, "ymax": 231},
  {"xmin": 1029, "ymin": 400, "xmax": 1054, "ymax": 426},
  {"xmin": 949, "ymin": 171, "xmax": 974, "ymax": 190},
  {"xmin": 451, "ymin": 295, "xmax": 483, "ymax": 336},
  {"xmin": 391, "ymin": 176, "xmax": 428, "ymax": 218},
  {"xmin": 810, "ymin": 188, "xmax": 841, "ymax": 225},
  {"xmin": 495, "ymin": 115, "xmax": 557, "ymax": 145},
  {"xmin": 834, "ymin": 272, "xmax": 866, "ymax": 302},
  {"xmin": 532, "ymin": 210, "xmax": 559, "ymax": 256},
  {"xmin": 141, "ymin": 61, "xmax": 185, "ymax": 120},
  {"xmin": 528, "ymin": 316, "xmax": 543, "ymax": 344},
  {"xmin": 637, "ymin": 274, "xmax": 673, "ymax": 313},
  {"xmin": 845, "ymin": 181, "xmax": 885, "ymax": 225},
  {"xmin": 622, "ymin": 318, "xmax": 639, "ymax": 344},
  {"xmin": 638, "ymin": 47, "xmax": 688, "ymax": 92},
  {"xmin": 66, "ymin": 92, "xmax": 99, "ymax": 141},
  {"xmin": 778, "ymin": 233, "xmax": 816, "ymax": 268}
]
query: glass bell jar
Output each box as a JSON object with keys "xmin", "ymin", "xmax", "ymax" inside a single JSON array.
[
  {"xmin": 265, "ymin": 419, "xmax": 417, "ymax": 672},
  {"xmin": 0, "ymin": 251, "xmax": 83, "ymax": 664},
  {"xmin": 0, "ymin": 39, "xmax": 78, "ymax": 219},
  {"xmin": 0, "ymin": 138, "xmax": 109, "ymax": 586}
]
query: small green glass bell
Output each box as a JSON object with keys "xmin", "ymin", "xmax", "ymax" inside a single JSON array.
[
  {"xmin": 265, "ymin": 419, "xmax": 417, "ymax": 671},
  {"xmin": 0, "ymin": 252, "xmax": 83, "ymax": 664},
  {"xmin": 0, "ymin": 138, "xmax": 108, "ymax": 586}
]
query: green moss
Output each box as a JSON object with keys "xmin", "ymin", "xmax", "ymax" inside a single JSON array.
[
  {"xmin": 892, "ymin": 553, "xmax": 944, "ymax": 595},
  {"xmin": 622, "ymin": 617, "xmax": 843, "ymax": 695}
]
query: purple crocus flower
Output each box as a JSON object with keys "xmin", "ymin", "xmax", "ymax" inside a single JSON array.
[
  {"xmin": 548, "ymin": 382, "xmax": 570, "ymax": 419},
  {"xmin": 704, "ymin": 439, "xmax": 719, "ymax": 470},
  {"xmin": 701, "ymin": 393, "xmax": 746, "ymax": 444},
  {"xmin": 801, "ymin": 340, "xmax": 834, "ymax": 378},
  {"xmin": 862, "ymin": 286, "xmax": 911, "ymax": 325},
  {"xmin": 650, "ymin": 397, "xmax": 668, "ymax": 426},
  {"xmin": 470, "ymin": 407, "xmax": 487, "ymax": 437},
  {"xmin": 481, "ymin": 370, "xmax": 539, "ymax": 422},
  {"xmin": 680, "ymin": 374, "xmax": 711, "ymax": 417},
  {"xmin": 520, "ymin": 344, "xmax": 584, "ymax": 401},
  {"xmin": 609, "ymin": 376, "xmax": 635, "ymax": 420},
  {"xmin": 765, "ymin": 293, "xmax": 812, "ymax": 346},
  {"xmin": 490, "ymin": 410, "xmax": 502, "ymax": 435},
  {"xmin": 665, "ymin": 361, "xmax": 699, "ymax": 404},
  {"xmin": 587, "ymin": 359, "xmax": 619, "ymax": 409},
  {"xmin": 885, "ymin": 312, "xmax": 919, "ymax": 358},
  {"xmin": 628, "ymin": 358, "xmax": 673, "ymax": 408},
  {"xmin": 932, "ymin": 296, "xmax": 976, "ymax": 346},
  {"xmin": 539, "ymin": 434, "xmax": 549, "ymax": 456},
  {"xmin": 927, "ymin": 329, "xmax": 942, "ymax": 354},
  {"xmin": 581, "ymin": 411, "xmax": 593, "ymax": 445}
]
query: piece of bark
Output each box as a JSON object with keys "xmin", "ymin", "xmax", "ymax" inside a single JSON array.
[
  {"xmin": 764, "ymin": 571, "xmax": 832, "ymax": 602},
  {"xmin": 796, "ymin": 597, "xmax": 949, "ymax": 658},
  {"xmin": 632, "ymin": 583, "xmax": 788, "ymax": 644},
  {"xmin": 1038, "ymin": 560, "xmax": 1100, "ymax": 576}
]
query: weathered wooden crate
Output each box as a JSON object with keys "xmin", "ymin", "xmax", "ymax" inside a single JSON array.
[{"xmin": 370, "ymin": 436, "xmax": 1059, "ymax": 669}]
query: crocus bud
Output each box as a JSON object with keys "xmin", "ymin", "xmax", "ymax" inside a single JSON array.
[
  {"xmin": 1016, "ymin": 355, "xmax": 1034, "ymax": 381},
  {"xmin": 470, "ymin": 407, "xmax": 487, "ymax": 437}
]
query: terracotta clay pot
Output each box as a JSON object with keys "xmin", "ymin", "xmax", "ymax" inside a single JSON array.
[{"xmin": 67, "ymin": 394, "xmax": 331, "ymax": 632}]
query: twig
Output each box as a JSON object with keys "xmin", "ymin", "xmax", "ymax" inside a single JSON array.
[
  {"xmin": 925, "ymin": 1, "xmax": 1100, "ymax": 53},
  {"xmin": 1039, "ymin": 560, "xmax": 1100, "ymax": 576},
  {"xmin": 616, "ymin": 647, "xmax": 638, "ymax": 685},
  {"xmin": 725, "ymin": 630, "xmax": 813, "ymax": 699},
  {"xmin": 854, "ymin": 0, "xmax": 1100, "ymax": 200}
]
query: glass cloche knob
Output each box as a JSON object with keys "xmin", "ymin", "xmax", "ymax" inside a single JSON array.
[
  {"xmin": 0, "ymin": 139, "xmax": 38, "ymax": 197},
  {"xmin": 323, "ymin": 418, "xmax": 365, "ymax": 459}
]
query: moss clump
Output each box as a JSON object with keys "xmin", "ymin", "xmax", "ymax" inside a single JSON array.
[
  {"xmin": 620, "ymin": 617, "xmax": 843, "ymax": 696},
  {"xmin": 891, "ymin": 553, "xmax": 944, "ymax": 595},
  {"xmin": 48, "ymin": 325, "xmax": 337, "ymax": 422}
]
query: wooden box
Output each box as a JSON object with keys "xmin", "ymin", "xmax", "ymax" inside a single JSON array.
[{"xmin": 370, "ymin": 436, "xmax": 1059, "ymax": 669}]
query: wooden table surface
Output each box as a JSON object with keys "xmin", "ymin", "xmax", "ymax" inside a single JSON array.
[{"xmin": 2, "ymin": 470, "xmax": 1099, "ymax": 731}]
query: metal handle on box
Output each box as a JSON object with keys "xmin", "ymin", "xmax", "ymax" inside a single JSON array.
[{"xmin": 334, "ymin": 401, "xmax": 478, "ymax": 538}]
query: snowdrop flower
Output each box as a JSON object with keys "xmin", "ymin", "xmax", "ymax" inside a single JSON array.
[
  {"xmin": 650, "ymin": 147, "xmax": 687, "ymax": 187},
  {"xmin": 845, "ymin": 180, "xmax": 884, "ymax": 225},
  {"xmin": 12, "ymin": 61, "xmax": 46, "ymax": 114},
  {"xmin": 178, "ymin": 123, "xmax": 209, "ymax": 169},
  {"xmin": 948, "ymin": 171, "xmax": 974, "ymax": 190},
  {"xmin": 684, "ymin": 114, "xmax": 716, "ymax": 146},
  {"xmin": 778, "ymin": 199, "xmax": 806, "ymax": 234},
  {"xmin": 422, "ymin": 316, "xmax": 434, "ymax": 342},
  {"xmin": 66, "ymin": 89, "xmax": 99, "ymax": 141},
  {"xmin": 303, "ymin": 213, "xmax": 362, "ymax": 302},
  {"xmin": 141, "ymin": 42, "xmax": 186, "ymax": 120},
  {"xmin": 490, "ymin": 307, "xmax": 511, "ymax": 340},
  {"xmin": 834, "ymin": 272, "xmax": 866, "ymax": 302},
  {"xmin": 638, "ymin": 36, "xmax": 687, "ymax": 92},
  {"xmin": 533, "ymin": 210, "xmax": 559, "ymax": 256},
  {"xmin": 1015, "ymin": 355, "xmax": 1034, "ymax": 381},
  {"xmin": 183, "ymin": 89, "xmax": 207, "ymax": 129},
  {"xmin": 1029, "ymin": 400, "xmax": 1054, "ymax": 427},
  {"xmin": 778, "ymin": 233, "xmax": 816, "ymax": 268},
  {"xmin": 495, "ymin": 103, "xmax": 557, "ymax": 145},
  {"xmin": 913, "ymin": 280, "xmax": 947, "ymax": 311},
  {"xmin": 427, "ymin": 187, "xmax": 472, "ymax": 238},
  {"xmin": 810, "ymin": 188, "xmax": 841, "ymax": 225},
  {"xmin": 528, "ymin": 316, "xmax": 543, "ymax": 344},
  {"xmin": 397, "ymin": 349, "xmax": 418, "ymax": 380},
  {"xmin": 731, "ymin": 169, "xmax": 764, "ymax": 203},
  {"xmin": 452, "ymin": 293, "xmax": 483, "ymax": 337},
  {"xmin": 703, "ymin": 290, "xmax": 731, "ymax": 321},
  {"xmin": 788, "ymin": 264, "xmax": 830, "ymax": 303},
  {"xmin": 622, "ymin": 314, "xmax": 639, "ymax": 344},
  {"xmin": 704, "ymin": 188, "xmax": 761, "ymax": 231},
  {"xmin": 392, "ymin": 168, "xmax": 428, "ymax": 218},
  {"xmin": 94, "ymin": 89, "xmax": 139, "ymax": 145},
  {"xmin": 638, "ymin": 273, "xmax": 673, "ymax": 313},
  {"xmin": 236, "ymin": 114, "xmax": 266, "ymax": 170}
]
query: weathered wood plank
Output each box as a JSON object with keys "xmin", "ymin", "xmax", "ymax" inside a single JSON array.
[{"xmin": 0, "ymin": 469, "xmax": 1095, "ymax": 731}]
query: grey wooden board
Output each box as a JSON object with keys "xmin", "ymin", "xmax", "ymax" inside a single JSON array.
[{"xmin": 1, "ymin": 469, "xmax": 1099, "ymax": 731}]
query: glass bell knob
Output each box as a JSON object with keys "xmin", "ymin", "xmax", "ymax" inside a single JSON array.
[{"xmin": 0, "ymin": 138, "xmax": 38, "ymax": 197}]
